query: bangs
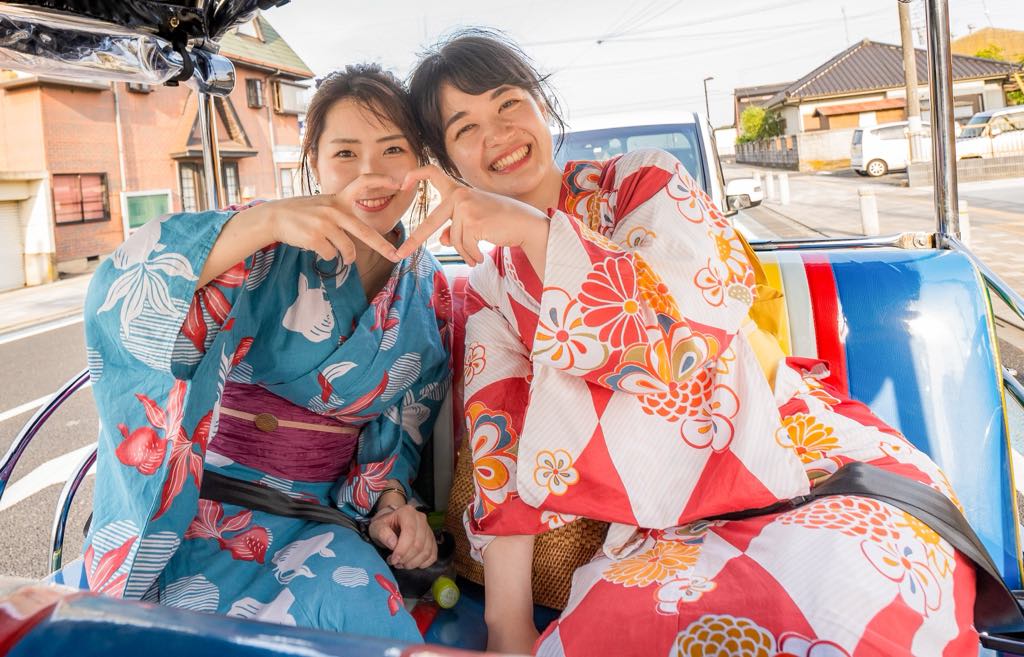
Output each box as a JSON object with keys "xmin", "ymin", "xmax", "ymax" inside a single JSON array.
[{"xmin": 410, "ymin": 28, "xmax": 565, "ymax": 178}]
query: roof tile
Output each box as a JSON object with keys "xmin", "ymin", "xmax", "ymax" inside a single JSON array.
[{"xmin": 765, "ymin": 39, "xmax": 1022, "ymax": 106}]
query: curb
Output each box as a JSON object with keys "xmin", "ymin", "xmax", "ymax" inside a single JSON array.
[{"xmin": 0, "ymin": 308, "xmax": 84, "ymax": 338}]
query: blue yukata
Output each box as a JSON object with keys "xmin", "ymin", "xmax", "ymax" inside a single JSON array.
[{"xmin": 79, "ymin": 207, "xmax": 451, "ymax": 641}]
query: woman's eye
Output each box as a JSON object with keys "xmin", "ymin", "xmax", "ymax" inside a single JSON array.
[
  {"xmin": 454, "ymin": 123, "xmax": 476, "ymax": 140},
  {"xmin": 335, "ymin": 149, "xmax": 355, "ymax": 158},
  {"xmin": 384, "ymin": 145, "xmax": 406, "ymax": 155},
  {"xmin": 500, "ymin": 98, "xmax": 520, "ymax": 111}
]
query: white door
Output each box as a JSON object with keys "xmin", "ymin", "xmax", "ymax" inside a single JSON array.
[{"xmin": 0, "ymin": 201, "xmax": 25, "ymax": 291}]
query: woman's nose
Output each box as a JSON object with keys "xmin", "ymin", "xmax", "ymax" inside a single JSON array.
[
  {"xmin": 484, "ymin": 118, "xmax": 515, "ymax": 147},
  {"xmin": 359, "ymin": 154, "xmax": 381, "ymax": 175}
]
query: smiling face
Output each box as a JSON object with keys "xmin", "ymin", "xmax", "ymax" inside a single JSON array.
[
  {"xmin": 312, "ymin": 98, "xmax": 419, "ymax": 234},
  {"xmin": 440, "ymin": 83, "xmax": 561, "ymax": 205}
]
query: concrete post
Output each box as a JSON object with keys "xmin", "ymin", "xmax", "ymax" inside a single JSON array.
[
  {"xmin": 859, "ymin": 186, "xmax": 879, "ymax": 236},
  {"xmin": 752, "ymin": 171, "xmax": 762, "ymax": 190},
  {"xmin": 765, "ymin": 171, "xmax": 775, "ymax": 201},
  {"xmin": 958, "ymin": 199, "xmax": 971, "ymax": 246},
  {"xmin": 779, "ymin": 173, "xmax": 790, "ymax": 205}
]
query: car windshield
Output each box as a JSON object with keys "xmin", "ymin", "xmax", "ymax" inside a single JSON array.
[
  {"xmin": 959, "ymin": 125, "xmax": 986, "ymax": 139},
  {"xmin": 556, "ymin": 123, "xmax": 706, "ymax": 193},
  {"xmin": 966, "ymin": 113, "xmax": 992, "ymax": 125}
]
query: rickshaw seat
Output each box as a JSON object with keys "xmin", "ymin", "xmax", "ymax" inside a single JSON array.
[
  {"xmin": 21, "ymin": 246, "xmax": 1024, "ymax": 654},
  {"xmin": 426, "ymin": 246, "xmax": 1022, "ymax": 649}
]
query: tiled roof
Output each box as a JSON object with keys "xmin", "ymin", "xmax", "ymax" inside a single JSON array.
[
  {"xmin": 735, "ymin": 81, "xmax": 792, "ymax": 99},
  {"xmin": 765, "ymin": 39, "xmax": 1022, "ymax": 106},
  {"xmin": 218, "ymin": 14, "xmax": 313, "ymax": 80}
]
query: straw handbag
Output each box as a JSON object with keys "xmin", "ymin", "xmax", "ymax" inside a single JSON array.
[{"xmin": 444, "ymin": 444, "xmax": 608, "ymax": 610}]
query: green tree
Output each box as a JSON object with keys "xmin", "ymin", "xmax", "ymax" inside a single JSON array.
[
  {"xmin": 738, "ymin": 106, "xmax": 786, "ymax": 142},
  {"xmin": 974, "ymin": 45, "xmax": 1024, "ymax": 105}
]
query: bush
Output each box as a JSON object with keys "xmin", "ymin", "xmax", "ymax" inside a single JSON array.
[{"xmin": 738, "ymin": 106, "xmax": 786, "ymax": 142}]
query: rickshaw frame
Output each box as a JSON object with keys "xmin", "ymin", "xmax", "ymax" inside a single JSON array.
[{"xmin": 3, "ymin": 0, "xmax": 1024, "ymax": 654}]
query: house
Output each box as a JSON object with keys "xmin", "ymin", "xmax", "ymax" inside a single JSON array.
[
  {"xmin": 952, "ymin": 27, "xmax": 1024, "ymax": 64},
  {"xmin": 0, "ymin": 14, "xmax": 313, "ymax": 291},
  {"xmin": 765, "ymin": 39, "xmax": 1021, "ymax": 134},
  {"xmin": 736, "ymin": 39, "xmax": 1021, "ymax": 171},
  {"xmin": 733, "ymin": 81, "xmax": 791, "ymax": 130}
]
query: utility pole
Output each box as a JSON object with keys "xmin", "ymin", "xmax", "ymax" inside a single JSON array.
[
  {"xmin": 899, "ymin": 0, "xmax": 926, "ymax": 162},
  {"xmin": 703, "ymin": 76, "xmax": 713, "ymax": 124}
]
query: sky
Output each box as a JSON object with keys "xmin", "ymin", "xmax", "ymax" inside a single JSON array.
[{"xmin": 263, "ymin": 0, "xmax": 1024, "ymax": 128}]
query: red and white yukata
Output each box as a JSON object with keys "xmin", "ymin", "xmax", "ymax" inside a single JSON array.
[{"xmin": 460, "ymin": 149, "xmax": 977, "ymax": 656}]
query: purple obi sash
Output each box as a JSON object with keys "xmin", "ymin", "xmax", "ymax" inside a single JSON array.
[{"xmin": 208, "ymin": 383, "xmax": 359, "ymax": 482}]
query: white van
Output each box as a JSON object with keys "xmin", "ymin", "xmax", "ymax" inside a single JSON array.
[
  {"xmin": 851, "ymin": 121, "xmax": 931, "ymax": 177},
  {"xmin": 956, "ymin": 106, "xmax": 1024, "ymax": 159}
]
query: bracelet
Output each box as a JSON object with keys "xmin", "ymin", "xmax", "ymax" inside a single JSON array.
[
  {"xmin": 371, "ymin": 486, "xmax": 408, "ymax": 516},
  {"xmin": 379, "ymin": 486, "xmax": 408, "ymax": 504}
]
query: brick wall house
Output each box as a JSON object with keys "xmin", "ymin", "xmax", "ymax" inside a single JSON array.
[{"xmin": 0, "ymin": 14, "xmax": 312, "ymax": 290}]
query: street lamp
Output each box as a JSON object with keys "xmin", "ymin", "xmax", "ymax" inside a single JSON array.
[{"xmin": 703, "ymin": 76, "xmax": 714, "ymax": 124}]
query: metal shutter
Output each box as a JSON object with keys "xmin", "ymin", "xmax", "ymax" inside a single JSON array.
[{"xmin": 0, "ymin": 201, "xmax": 25, "ymax": 291}]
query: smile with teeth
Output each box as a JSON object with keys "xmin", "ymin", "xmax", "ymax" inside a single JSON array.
[
  {"xmin": 356, "ymin": 195, "xmax": 394, "ymax": 211},
  {"xmin": 490, "ymin": 144, "xmax": 531, "ymax": 172}
]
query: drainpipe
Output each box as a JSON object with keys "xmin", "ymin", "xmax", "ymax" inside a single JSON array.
[
  {"xmin": 111, "ymin": 82, "xmax": 129, "ymax": 238},
  {"xmin": 266, "ymin": 69, "xmax": 283, "ymax": 199},
  {"xmin": 268, "ymin": 71, "xmax": 280, "ymax": 198}
]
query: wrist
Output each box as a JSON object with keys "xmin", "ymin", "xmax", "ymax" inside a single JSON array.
[{"xmin": 246, "ymin": 201, "xmax": 279, "ymax": 245}]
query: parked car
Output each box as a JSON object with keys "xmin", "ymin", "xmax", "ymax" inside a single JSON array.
[
  {"xmin": 556, "ymin": 111, "xmax": 761, "ymax": 213},
  {"xmin": 851, "ymin": 120, "xmax": 931, "ymax": 177},
  {"xmin": 956, "ymin": 106, "xmax": 1024, "ymax": 159}
]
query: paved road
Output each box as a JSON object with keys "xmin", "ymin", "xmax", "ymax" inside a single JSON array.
[{"xmin": 0, "ymin": 320, "xmax": 95, "ymax": 579}]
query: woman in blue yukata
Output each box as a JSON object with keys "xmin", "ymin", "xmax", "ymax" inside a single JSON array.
[{"xmin": 79, "ymin": 64, "xmax": 451, "ymax": 641}]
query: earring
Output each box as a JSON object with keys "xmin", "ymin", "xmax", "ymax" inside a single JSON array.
[{"xmin": 416, "ymin": 180, "xmax": 430, "ymax": 224}]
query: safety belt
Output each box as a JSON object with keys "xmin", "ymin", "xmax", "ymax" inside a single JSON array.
[{"xmin": 712, "ymin": 461, "xmax": 1024, "ymax": 637}]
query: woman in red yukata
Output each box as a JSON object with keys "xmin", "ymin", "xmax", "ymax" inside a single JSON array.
[{"xmin": 394, "ymin": 29, "xmax": 978, "ymax": 657}]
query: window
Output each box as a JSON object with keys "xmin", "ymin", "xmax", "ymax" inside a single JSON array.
[
  {"xmin": 274, "ymin": 81, "xmax": 308, "ymax": 114},
  {"xmin": 280, "ymin": 168, "xmax": 298, "ymax": 198},
  {"xmin": 990, "ymin": 117, "xmax": 1014, "ymax": 135},
  {"xmin": 246, "ymin": 79, "xmax": 264, "ymax": 109},
  {"xmin": 557, "ymin": 123, "xmax": 706, "ymax": 193},
  {"xmin": 222, "ymin": 162, "xmax": 240, "ymax": 206},
  {"xmin": 179, "ymin": 163, "xmax": 204, "ymax": 213},
  {"xmin": 876, "ymin": 126, "xmax": 908, "ymax": 140},
  {"xmin": 236, "ymin": 18, "xmax": 262, "ymax": 40},
  {"xmin": 179, "ymin": 162, "xmax": 240, "ymax": 212},
  {"xmin": 125, "ymin": 192, "xmax": 171, "ymax": 230},
  {"xmin": 1008, "ymin": 113, "xmax": 1024, "ymax": 132},
  {"xmin": 53, "ymin": 173, "xmax": 108, "ymax": 224}
]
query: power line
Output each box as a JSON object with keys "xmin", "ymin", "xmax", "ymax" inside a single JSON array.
[{"xmin": 522, "ymin": 0, "xmax": 819, "ymax": 48}]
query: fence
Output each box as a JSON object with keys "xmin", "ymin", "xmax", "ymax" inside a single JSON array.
[
  {"xmin": 736, "ymin": 128, "xmax": 857, "ymax": 172},
  {"xmin": 908, "ymin": 154, "xmax": 1024, "ymax": 186}
]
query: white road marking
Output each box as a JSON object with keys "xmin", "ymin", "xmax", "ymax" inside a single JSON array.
[
  {"xmin": 0, "ymin": 381, "xmax": 92, "ymax": 424},
  {"xmin": 0, "ymin": 443, "xmax": 96, "ymax": 512},
  {"xmin": 0, "ymin": 316, "xmax": 83, "ymax": 347},
  {"xmin": 1013, "ymin": 449, "xmax": 1024, "ymax": 498}
]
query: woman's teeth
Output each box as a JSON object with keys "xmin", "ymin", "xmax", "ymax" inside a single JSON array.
[
  {"xmin": 358, "ymin": 196, "xmax": 392, "ymax": 209},
  {"xmin": 490, "ymin": 145, "xmax": 530, "ymax": 172}
]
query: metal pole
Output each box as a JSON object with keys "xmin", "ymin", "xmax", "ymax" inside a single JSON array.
[
  {"xmin": 924, "ymin": 0, "xmax": 960, "ymax": 240},
  {"xmin": 197, "ymin": 91, "xmax": 224, "ymax": 211},
  {"xmin": 703, "ymin": 76, "xmax": 713, "ymax": 124}
]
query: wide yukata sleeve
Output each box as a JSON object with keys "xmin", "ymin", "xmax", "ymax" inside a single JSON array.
[
  {"xmin": 533, "ymin": 148, "xmax": 755, "ymax": 389},
  {"xmin": 82, "ymin": 208, "xmax": 277, "ymax": 599},
  {"xmin": 458, "ymin": 259, "xmax": 561, "ymax": 558}
]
